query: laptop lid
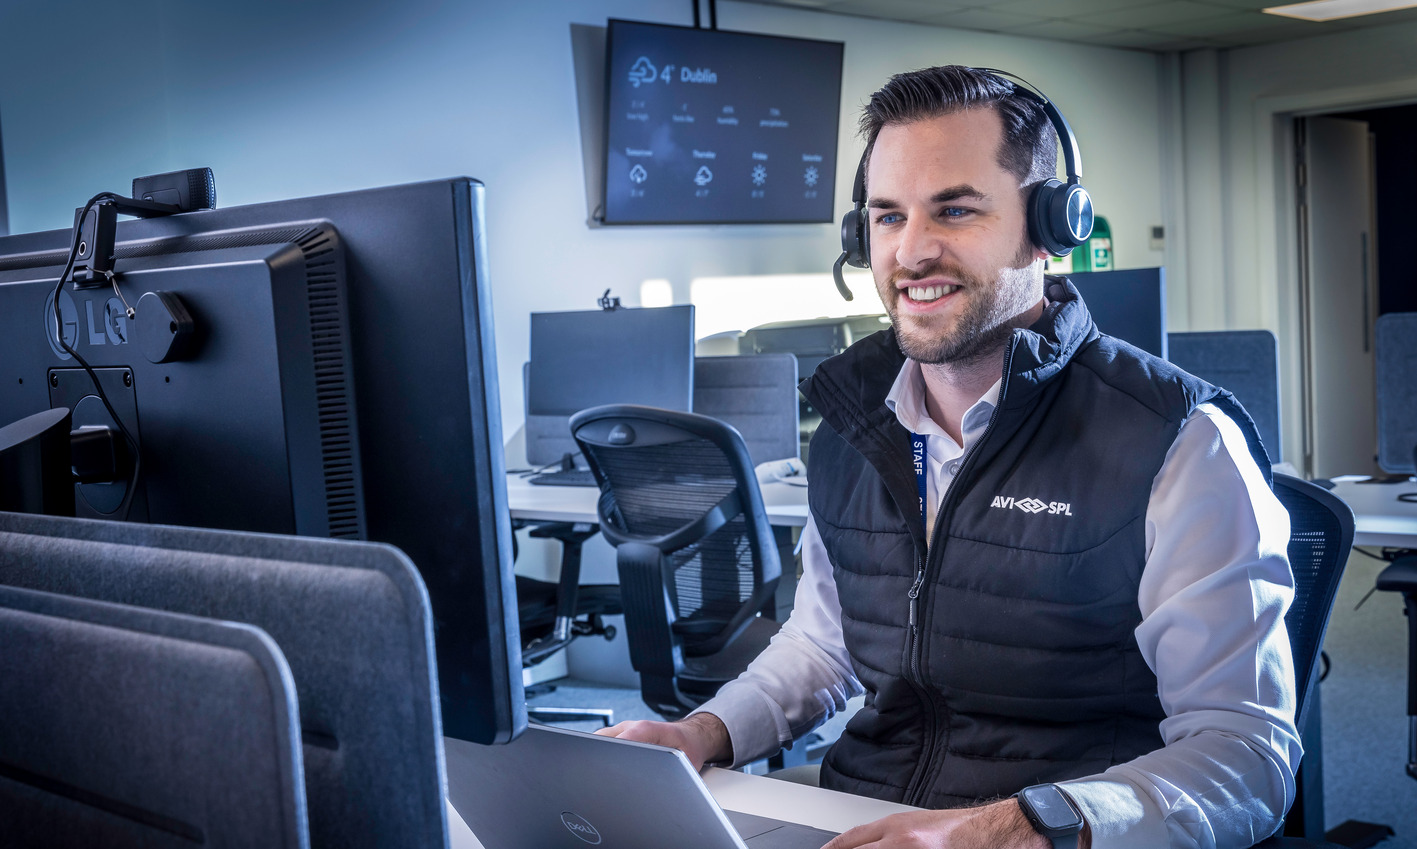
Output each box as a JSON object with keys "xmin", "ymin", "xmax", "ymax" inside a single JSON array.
[{"xmin": 445, "ymin": 725, "xmax": 836, "ymax": 849}]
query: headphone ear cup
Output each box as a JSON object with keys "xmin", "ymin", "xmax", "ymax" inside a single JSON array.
[
  {"xmin": 1028, "ymin": 179, "xmax": 1094, "ymax": 257},
  {"xmin": 840, "ymin": 207, "xmax": 870, "ymax": 268},
  {"xmin": 1052, "ymin": 183, "xmax": 1094, "ymax": 254}
]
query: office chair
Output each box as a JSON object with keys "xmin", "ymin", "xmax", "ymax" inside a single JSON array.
[
  {"xmin": 570, "ymin": 404, "xmax": 782, "ymax": 720},
  {"xmin": 1376, "ymin": 553, "xmax": 1417, "ymax": 782},
  {"xmin": 1271, "ymin": 473, "xmax": 1356, "ymax": 839},
  {"xmin": 515, "ymin": 522, "xmax": 623, "ymax": 727}
]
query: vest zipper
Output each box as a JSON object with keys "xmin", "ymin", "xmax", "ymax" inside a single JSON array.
[
  {"xmin": 901, "ymin": 338, "xmax": 1018, "ymax": 809},
  {"xmin": 907, "ymin": 562, "xmax": 925, "ymax": 633}
]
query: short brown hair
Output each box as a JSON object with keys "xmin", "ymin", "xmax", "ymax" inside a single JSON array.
[{"xmin": 859, "ymin": 66, "xmax": 1057, "ymax": 189}]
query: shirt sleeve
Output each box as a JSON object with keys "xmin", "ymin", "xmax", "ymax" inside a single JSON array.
[
  {"xmin": 1060, "ymin": 403, "xmax": 1302, "ymax": 849},
  {"xmin": 690, "ymin": 515, "xmax": 863, "ymax": 767}
]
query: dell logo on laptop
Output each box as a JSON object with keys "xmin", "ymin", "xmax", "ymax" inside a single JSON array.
[{"xmin": 561, "ymin": 811, "xmax": 603, "ymax": 844}]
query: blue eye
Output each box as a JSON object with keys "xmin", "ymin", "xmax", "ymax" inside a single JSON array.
[
  {"xmin": 877, "ymin": 212, "xmax": 902, "ymax": 226},
  {"xmin": 943, "ymin": 207, "xmax": 969, "ymax": 217}
]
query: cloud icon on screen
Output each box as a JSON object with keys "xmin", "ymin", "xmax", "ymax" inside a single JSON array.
[{"xmin": 628, "ymin": 57, "xmax": 657, "ymax": 87}]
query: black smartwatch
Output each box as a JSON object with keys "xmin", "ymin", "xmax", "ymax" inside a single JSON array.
[{"xmin": 1015, "ymin": 783, "xmax": 1084, "ymax": 849}]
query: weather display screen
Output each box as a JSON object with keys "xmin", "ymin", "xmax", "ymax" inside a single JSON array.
[{"xmin": 602, "ymin": 20, "xmax": 843, "ymax": 225}]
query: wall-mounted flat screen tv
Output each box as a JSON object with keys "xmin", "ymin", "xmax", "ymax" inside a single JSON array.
[{"xmin": 602, "ymin": 19, "xmax": 844, "ymax": 225}]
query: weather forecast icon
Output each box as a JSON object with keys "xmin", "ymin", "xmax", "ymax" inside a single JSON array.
[
  {"xmin": 629, "ymin": 164, "xmax": 648, "ymax": 184},
  {"xmin": 751, "ymin": 164, "xmax": 768, "ymax": 186},
  {"xmin": 694, "ymin": 166, "xmax": 713, "ymax": 186},
  {"xmin": 628, "ymin": 57, "xmax": 657, "ymax": 88},
  {"xmin": 804, "ymin": 166, "xmax": 819, "ymax": 187}
]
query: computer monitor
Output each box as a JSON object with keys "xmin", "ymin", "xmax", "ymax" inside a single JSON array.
[
  {"xmin": 0, "ymin": 177, "xmax": 522, "ymax": 745},
  {"xmin": 1067, "ymin": 267, "xmax": 1168, "ymax": 360},
  {"xmin": 524, "ymin": 305, "xmax": 695, "ymax": 466}
]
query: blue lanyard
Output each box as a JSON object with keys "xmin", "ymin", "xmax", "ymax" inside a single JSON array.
[{"xmin": 910, "ymin": 432, "xmax": 928, "ymax": 537}]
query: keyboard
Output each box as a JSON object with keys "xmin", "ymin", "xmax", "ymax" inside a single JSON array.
[{"xmin": 527, "ymin": 468, "xmax": 598, "ymax": 487}]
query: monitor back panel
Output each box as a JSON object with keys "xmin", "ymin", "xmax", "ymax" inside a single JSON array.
[
  {"xmin": 526, "ymin": 305, "xmax": 694, "ymax": 465},
  {"xmin": 1068, "ymin": 268, "xmax": 1167, "ymax": 360}
]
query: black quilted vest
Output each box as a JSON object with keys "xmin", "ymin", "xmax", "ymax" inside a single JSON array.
[{"xmin": 800, "ymin": 278, "xmax": 1270, "ymax": 809}]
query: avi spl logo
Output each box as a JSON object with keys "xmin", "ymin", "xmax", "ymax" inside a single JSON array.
[
  {"xmin": 991, "ymin": 495, "xmax": 1073, "ymax": 516},
  {"xmin": 561, "ymin": 811, "xmax": 602, "ymax": 844}
]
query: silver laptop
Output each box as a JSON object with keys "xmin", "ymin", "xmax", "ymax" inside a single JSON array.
[{"xmin": 445, "ymin": 724, "xmax": 840, "ymax": 849}]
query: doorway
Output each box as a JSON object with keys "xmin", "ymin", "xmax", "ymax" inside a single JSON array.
[{"xmin": 1295, "ymin": 103, "xmax": 1417, "ymax": 479}]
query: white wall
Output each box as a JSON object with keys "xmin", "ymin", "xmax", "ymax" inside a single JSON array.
[
  {"xmin": 1175, "ymin": 20, "xmax": 1417, "ymax": 466},
  {"xmin": 0, "ymin": 0, "xmax": 1169, "ymax": 442}
]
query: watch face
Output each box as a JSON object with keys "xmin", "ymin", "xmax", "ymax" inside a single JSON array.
[{"xmin": 1022, "ymin": 785, "xmax": 1082, "ymax": 832}]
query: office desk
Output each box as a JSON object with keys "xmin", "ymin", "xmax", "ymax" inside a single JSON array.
[
  {"xmin": 446, "ymin": 769, "xmax": 1341, "ymax": 849},
  {"xmin": 446, "ymin": 766, "xmax": 916, "ymax": 849},
  {"xmin": 1328, "ymin": 477, "xmax": 1417, "ymax": 548},
  {"xmin": 506, "ymin": 472, "xmax": 811, "ymax": 528}
]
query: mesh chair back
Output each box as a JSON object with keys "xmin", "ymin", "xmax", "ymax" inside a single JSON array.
[
  {"xmin": 1273, "ymin": 474, "xmax": 1355, "ymax": 728},
  {"xmin": 572, "ymin": 405, "xmax": 779, "ymax": 655}
]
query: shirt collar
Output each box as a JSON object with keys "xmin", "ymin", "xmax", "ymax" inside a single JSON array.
[{"xmin": 884, "ymin": 359, "xmax": 1000, "ymax": 448}]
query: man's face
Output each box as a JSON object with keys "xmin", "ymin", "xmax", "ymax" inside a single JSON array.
[{"xmin": 867, "ymin": 107, "xmax": 1047, "ymax": 366}]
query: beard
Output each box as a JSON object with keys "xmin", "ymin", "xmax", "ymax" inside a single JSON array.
[{"xmin": 885, "ymin": 241, "xmax": 1041, "ymax": 366}]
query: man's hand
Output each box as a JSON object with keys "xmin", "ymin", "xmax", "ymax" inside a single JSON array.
[
  {"xmin": 594, "ymin": 712, "xmax": 733, "ymax": 772},
  {"xmin": 821, "ymin": 798, "xmax": 1055, "ymax": 849}
]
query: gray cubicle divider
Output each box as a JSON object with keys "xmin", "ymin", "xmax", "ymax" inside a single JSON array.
[
  {"xmin": 0, "ymin": 511, "xmax": 448, "ymax": 849},
  {"xmin": 1167, "ymin": 330, "xmax": 1283, "ymax": 465},
  {"xmin": 0, "ymin": 584, "xmax": 308, "ymax": 849},
  {"xmin": 1376, "ymin": 313, "xmax": 1417, "ymax": 474},
  {"xmin": 693, "ymin": 353, "xmax": 801, "ymax": 465}
]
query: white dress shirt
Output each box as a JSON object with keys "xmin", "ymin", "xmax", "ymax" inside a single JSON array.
[{"xmin": 694, "ymin": 358, "xmax": 1301, "ymax": 849}]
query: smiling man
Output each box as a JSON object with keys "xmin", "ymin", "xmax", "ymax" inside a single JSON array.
[{"xmin": 602, "ymin": 66, "xmax": 1299, "ymax": 849}]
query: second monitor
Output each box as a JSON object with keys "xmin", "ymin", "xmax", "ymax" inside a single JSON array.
[{"xmin": 525, "ymin": 305, "xmax": 695, "ymax": 467}]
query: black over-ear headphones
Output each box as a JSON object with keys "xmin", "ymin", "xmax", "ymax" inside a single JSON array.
[{"xmin": 831, "ymin": 69, "xmax": 1093, "ymax": 301}]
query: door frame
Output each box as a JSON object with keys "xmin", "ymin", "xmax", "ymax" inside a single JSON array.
[{"xmin": 1255, "ymin": 81, "xmax": 1417, "ymax": 476}]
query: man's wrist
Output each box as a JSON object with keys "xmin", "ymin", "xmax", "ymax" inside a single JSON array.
[
  {"xmin": 679, "ymin": 711, "xmax": 734, "ymax": 766},
  {"xmin": 985, "ymin": 798, "xmax": 1051, "ymax": 849}
]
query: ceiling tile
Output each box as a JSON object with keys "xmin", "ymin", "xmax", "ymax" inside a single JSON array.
[
  {"xmin": 922, "ymin": 7, "xmax": 1050, "ymax": 29},
  {"xmin": 1073, "ymin": 0, "xmax": 1241, "ymax": 27},
  {"xmin": 822, "ymin": 0, "xmax": 970, "ymax": 17},
  {"xmin": 1147, "ymin": 36, "xmax": 1228, "ymax": 50},
  {"xmin": 1198, "ymin": 15, "xmax": 1334, "ymax": 42},
  {"xmin": 733, "ymin": 0, "xmax": 1417, "ymax": 51},
  {"xmin": 989, "ymin": 0, "xmax": 1159, "ymax": 16},
  {"xmin": 1077, "ymin": 27, "xmax": 1198, "ymax": 46},
  {"xmin": 1146, "ymin": 10, "xmax": 1268, "ymax": 35},
  {"xmin": 998, "ymin": 19, "xmax": 1128, "ymax": 40},
  {"xmin": 1189, "ymin": 0, "xmax": 1273, "ymax": 8}
]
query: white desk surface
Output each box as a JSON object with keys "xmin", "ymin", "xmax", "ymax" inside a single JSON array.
[
  {"xmin": 1328, "ymin": 476, "xmax": 1417, "ymax": 548},
  {"xmin": 447, "ymin": 765, "xmax": 917, "ymax": 848},
  {"xmin": 506, "ymin": 472, "xmax": 810, "ymax": 528}
]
